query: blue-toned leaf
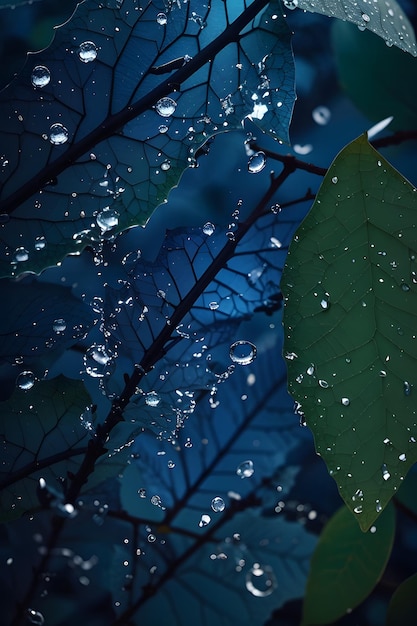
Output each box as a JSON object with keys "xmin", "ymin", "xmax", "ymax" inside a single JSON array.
[
  {"xmin": 0, "ymin": 0, "xmax": 295, "ymax": 277},
  {"xmin": 0, "ymin": 277, "xmax": 93, "ymax": 399},
  {"xmin": 0, "ymin": 375, "xmax": 92, "ymax": 521},
  {"xmin": 295, "ymin": 0, "xmax": 417, "ymax": 56}
]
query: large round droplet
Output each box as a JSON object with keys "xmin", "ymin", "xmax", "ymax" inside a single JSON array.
[
  {"xmin": 203, "ymin": 222, "xmax": 215, "ymax": 236},
  {"xmin": 145, "ymin": 391, "xmax": 161, "ymax": 407},
  {"xmin": 248, "ymin": 151, "xmax": 266, "ymax": 174},
  {"xmin": 31, "ymin": 66, "xmax": 51, "ymax": 88},
  {"xmin": 236, "ymin": 459, "xmax": 254, "ymax": 478},
  {"xmin": 155, "ymin": 97, "xmax": 177, "ymax": 117},
  {"xmin": 53, "ymin": 318, "xmax": 66, "ymax": 333},
  {"xmin": 78, "ymin": 41, "xmax": 98, "ymax": 63},
  {"xmin": 96, "ymin": 207, "xmax": 119, "ymax": 233},
  {"xmin": 49, "ymin": 123, "xmax": 69, "ymax": 145},
  {"xmin": 211, "ymin": 497, "xmax": 225, "ymax": 512},
  {"xmin": 16, "ymin": 371, "xmax": 36, "ymax": 391},
  {"xmin": 156, "ymin": 12, "xmax": 167, "ymax": 25},
  {"xmin": 84, "ymin": 345, "xmax": 113, "ymax": 378},
  {"xmin": 12, "ymin": 247, "xmax": 29, "ymax": 263},
  {"xmin": 245, "ymin": 564, "xmax": 276, "ymax": 597},
  {"xmin": 198, "ymin": 514, "xmax": 211, "ymax": 527},
  {"xmin": 229, "ymin": 340, "xmax": 257, "ymax": 365}
]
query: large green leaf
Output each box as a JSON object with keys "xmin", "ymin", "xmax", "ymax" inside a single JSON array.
[
  {"xmin": 295, "ymin": 0, "xmax": 417, "ymax": 56},
  {"xmin": 332, "ymin": 21, "xmax": 417, "ymax": 130},
  {"xmin": 282, "ymin": 134, "xmax": 417, "ymax": 531},
  {"xmin": 386, "ymin": 572, "xmax": 417, "ymax": 626},
  {"xmin": 0, "ymin": 376, "xmax": 92, "ymax": 521},
  {"xmin": 302, "ymin": 502, "xmax": 395, "ymax": 625}
]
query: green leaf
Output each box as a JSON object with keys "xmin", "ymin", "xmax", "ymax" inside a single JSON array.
[
  {"xmin": 0, "ymin": 376, "xmax": 92, "ymax": 521},
  {"xmin": 302, "ymin": 502, "xmax": 396, "ymax": 625},
  {"xmin": 282, "ymin": 134, "xmax": 417, "ymax": 531},
  {"xmin": 295, "ymin": 0, "xmax": 417, "ymax": 56},
  {"xmin": 395, "ymin": 470, "xmax": 417, "ymax": 518},
  {"xmin": 332, "ymin": 21, "xmax": 417, "ymax": 130},
  {"xmin": 386, "ymin": 572, "xmax": 417, "ymax": 626}
]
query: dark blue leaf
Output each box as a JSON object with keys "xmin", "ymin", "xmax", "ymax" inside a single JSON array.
[{"xmin": 0, "ymin": 0, "xmax": 295, "ymax": 277}]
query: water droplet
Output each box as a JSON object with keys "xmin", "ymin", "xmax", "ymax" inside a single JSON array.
[
  {"xmin": 138, "ymin": 488, "xmax": 146, "ymax": 498},
  {"xmin": 245, "ymin": 564, "xmax": 276, "ymax": 597},
  {"xmin": 306, "ymin": 364, "xmax": 315, "ymax": 376},
  {"xmin": 320, "ymin": 297, "xmax": 330, "ymax": 310},
  {"xmin": 198, "ymin": 514, "xmax": 211, "ymax": 527},
  {"xmin": 156, "ymin": 12, "xmax": 167, "ymax": 25},
  {"xmin": 78, "ymin": 41, "xmax": 98, "ymax": 63},
  {"xmin": 401, "ymin": 283, "xmax": 410, "ymax": 292},
  {"xmin": 211, "ymin": 497, "xmax": 225, "ymax": 512},
  {"xmin": 84, "ymin": 345, "xmax": 113, "ymax": 378},
  {"xmin": 229, "ymin": 341, "xmax": 257, "ymax": 365},
  {"xmin": 236, "ymin": 459, "xmax": 254, "ymax": 478},
  {"xmin": 353, "ymin": 505, "xmax": 363, "ymax": 514},
  {"xmin": 49, "ymin": 123, "xmax": 69, "ymax": 145},
  {"xmin": 155, "ymin": 97, "xmax": 177, "ymax": 117},
  {"xmin": 96, "ymin": 207, "xmax": 119, "ymax": 233},
  {"xmin": 34, "ymin": 236, "xmax": 46, "ymax": 250},
  {"xmin": 248, "ymin": 151, "xmax": 266, "ymax": 174},
  {"xmin": 161, "ymin": 161, "xmax": 171, "ymax": 171},
  {"xmin": 31, "ymin": 66, "xmax": 50, "ymax": 88},
  {"xmin": 362, "ymin": 13, "xmax": 370, "ymax": 22},
  {"xmin": 27, "ymin": 609, "xmax": 45, "ymax": 625},
  {"xmin": 399, "ymin": 453, "xmax": 406, "ymax": 462},
  {"xmin": 318, "ymin": 379, "xmax": 329, "ymax": 389},
  {"xmin": 16, "ymin": 371, "xmax": 36, "ymax": 390},
  {"xmin": 145, "ymin": 391, "xmax": 161, "ymax": 407},
  {"xmin": 376, "ymin": 500, "xmax": 382, "ymax": 513},
  {"xmin": 312, "ymin": 106, "xmax": 331, "ymax": 125},
  {"xmin": 158, "ymin": 124, "xmax": 169, "ymax": 134},
  {"xmin": 270, "ymin": 203, "xmax": 281, "ymax": 214},
  {"xmin": 341, "ymin": 397, "xmax": 350, "ymax": 406},
  {"xmin": 331, "ymin": 176, "xmax": 338, "ymax": 184},
  {"xmin": 404, "ymin": 381, "xmax": 412, "ymax": 396},
  {"xmin": 167, "ymin": 460, "xmax": 175, "ymax": 469},
  {"xmin": 12, "ymin": 247, "xmax": 29, "ymax": 262},
  {"xmin": 282, "ymin": 0, "xmax": 299, "ymax": 9},
  {"xmin": 203, "ymin": 222, "xmax": 215, "ymax": 236},
  {"xmin": 380, "ymin": 370, "xmax": 387, "ymax": 378},
  {"xmin": 296, "ymin": 374, "xmax": 303, "ymax": 383},
  {"xmin": 147, "ymin": 533, "xmax": 156, "ymax": 543},
  {"xmin": 382, "ymin": 463, "xmax": 391, "ymax": 481},
  {"xmin": 53, "ymin": 318, "xmax": 66, "ymax": 333},
  {"xmin": 150, "ymin": 495, "xmax": 162, "ymax": 507},
  {"xmin": 209, "ymin": 301, "xmax": 219, "ymax": 310}
]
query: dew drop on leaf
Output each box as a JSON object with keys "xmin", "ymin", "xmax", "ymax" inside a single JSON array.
[
  {"xmin": 245, "ymin": 564, "xmax": 276, "ymax": 597},
  {"xmin": 150, "ymin": 495, "xmax": 162, "ymax": 507},
  {"xmin": 331, "ymin": 176, "xmax": 338, "ymax": 184},
  {"xmin": 53, "ymin": 318, "xmax": 66, "ymax": 333},
  {"xmin": 27, "ymin": 609, "xmax": 45, "ymax": 625},
  {"xmin": 202, "ymin": 221, "xmax": 215, "ymax": 236},
  {"xmin": 306, "ymin": 364, "xmax": 315, "ymax": 376},
  {"xmin": 145, "ymin": 391, "xmax": 161, "ymax": 407},
  {"xmin": 341, "ymin": 397, "xmax": 350, "ymax": 406},
  {"xmin": 12, "ymin": 247, "xmax": 29, "ymax": 262},
  {"xmin": 282, "ymin": 0, "xmax": 298, "ymax": 9},
  {"xmin": 158, "ymin": 124, "xmax": 169, "ymax": 134},
  {"xmin": 198, "ymin": 514, "xmax": 211, "ymax": 527},
  {"xmin": 77, "ymin": 41, "xmax": 98, "ymax": 63},
  {"xmin": 399, "ymin": 453, "xmax": 406, "ymax": 462},
  {"xmin": 312, "ymin": 106, "xmax": 331, "ymax": 125},
  {"xmin": 229, "ymin": 340, "xmax": 257, "ymax": 365},
  {"xmin": 147, "ymin": 534, "xmax": 156, "ymax": 543},
  {"xmin": 248, "ymin": 151, "xmax": 266, "ymax": 174},
  {"xmin": 31, "ymin": 66, "xmax": 51, "ymax": 88},
  {"xmin": 96, "ymin": 207, "xmax": 119, "ymax": 233},
  {"xmin": 84, "ymin": 345, "xmax": 113, "ymax": 378},
  {"xmin": 34, "ymin": 236, "xmax": 46, "ymax": 250},
  {"xmin": 382, "ymin": 463, "xmax": 391, "ymax": 481},
  {"xmin": 211, "ymin": 497, "xmax": 225, "ymax": 512},
  {"xmin": 208, "ymin": 301, "xmax": 219, "ymax": 310},
  {"xmin": 16, "ymin": 370, "xmax": 36, "ymax": 391},
  {"xmin": 236, "ymin": 459, "xmax": 254, "ymax": 478},
  {"xmin": 161, "ymin": 161, "xmax": 171, "ymax": 171},
  {"xmin": 155, "ymin": 97, "xmax": 177, "ymax": 117},
  {"xmin": 156, "ymin": 12, "xmax": 167, "ymax": 25},
  {"xmin": 404, "ymin": 381, "xmax": 411, "ymax": 396},
  {"xmin": 318, "ymin": 379, "xmax": 329, "ymax": 389},
  {"xmin": 49, "ymin": 123, "xmax": 69, "ymax": 145}
]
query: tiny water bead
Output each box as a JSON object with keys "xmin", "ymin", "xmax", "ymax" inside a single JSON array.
[
  {"xmin": 161, "ymin": 161, "xmax": 171, "ymax": 171},
  {"xmin": 341, "ymin": 397, "xmax": 350, "ymax": 406},
  {"xmin": 31, "ymin": 66, "xmax": 50, "ymax": 88},
  {"xmin": 155, "ymin": 97, "xmax": 177, "ymax": 117},
  {"xmin": 12, "ymin": 247, "xmax": 29, "ymax": 263},
  {"xmin": 198, "ymin": 514, "xmax": 211, "ymax": 527},
  {"xmin": 312, "ymin": 105, "xmax": 331, "ymax": 125},
  {"xmin": 404, "ymin": 381, "xmax": 412, "ymax": 396},
  {"xmin": 96, "ymin": 207, "xmax": 119, "ymax": 233},
  {"xmin": 211, "ymin": 497, "xmax": 225, "ymax": 512},
  {"xmin": 245, "ymin": 564, "xmax": 276, "ymax": 597},
  {"xmin": 229, "ymin": 340, "xmax": 257, "ymax": 365},
  {"xmin": 16, "ymin": 370, "xmax": 36, "ymax": 391},
  {"xmin": 147, "ymin": 533, "xmax": 156, "ymax": 543},
  {"xmin": 156, "ymin": 12, "xmax": 167, "ymax": 25},
  {"xmin": 158, "ymin": 124, "xmax": 169, "ymax": 134},
  {"xmin": 248, "ymin": 151, "xmax": 266, "ymax": 174},
  {"xmin": 382, "ymin": 463, "xmax": 391, "ymax": 481},
  {"xmin": 78, "ymin": 41, "xmax": 98, "ymax": 63},
  {"xmin": 27, "ymin": 609, "xmax": 45, "ymax": 625},
  {"xmin": 236, "ymin": 459, "xmax": 254, "ymax": 478},
  {"xmin": 84, "ymin": 345, "xmax": 113, "ymax": 378},
  {"xmin": 203, "ymin": 221, "xmax": 215, "ymax": 236},
  {"xmin": 331, "ymin": 176, "xmax": 338, "ymax": 184},
  {"xmin": 145, "ymin": 391, "xmax": 161, "ymax": 407},
  {"xmin": 49, "ymin": 123, "xmax": 69, "ymax": 145},
  {"xmin": 208, "ymin": 301, "xmax": 219, "ymax": 310},
  {"xmin": 34, "ymin": 236, "xmax": 46, "ymax": 251},
  {"xmin": 282, "ymin": 0, "xmax": 298, "ymax": 9},
  {"xmin": 53, "ymin": 318, "xmax": 66, "ymax": 333}
]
